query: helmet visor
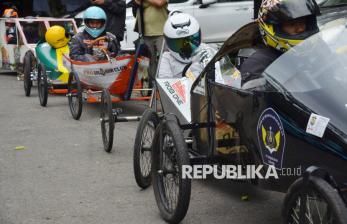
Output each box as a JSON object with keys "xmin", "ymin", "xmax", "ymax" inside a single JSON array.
[
  {"xmin": 266, "ymin": 0, "xmax": 320, "ymax": 24},
  {"xmin": 165, "ymin": 31, "xmax": 201, "ymax": 59},
  {"xmin": 274, "ymin": 15, "xmax": 319, "ymax": 40}
]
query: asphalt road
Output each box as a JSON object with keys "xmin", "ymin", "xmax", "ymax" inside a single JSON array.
[{"xmin": 0, "ymin": 73, "xmax": 284, "ymax": 224}]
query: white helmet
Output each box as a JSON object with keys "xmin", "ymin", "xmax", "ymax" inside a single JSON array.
[{"xmin": 164, "ymin": 11, "xmax": 201, "ymax": 63}]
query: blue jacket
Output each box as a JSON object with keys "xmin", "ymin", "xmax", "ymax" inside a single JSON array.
[{"xmin": 69, "ymin": 30, "xmax": 120, "ymax": 62}]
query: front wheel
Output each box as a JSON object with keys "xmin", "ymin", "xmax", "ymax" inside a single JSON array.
[
  {"xmin": 133, "ymin": 108, "xmax": 159, "ymax": 189},
  {"xmin": 37, "ymin": 64, "xmax": 48, "ymax": 106},
  {"xmin": 100, "ymin": 89, "xmax": 114, "ymax": 153},
  {"xmin": 152, "ymin": 120, "xmax": 191, "ymax": 224},
  {"xmin": 68, "ymin": 71, "xmax": 83, "ymax": 120},
  {"xmin": 283, "ymin": 176, "xmax": 347, "ymax": 224}
]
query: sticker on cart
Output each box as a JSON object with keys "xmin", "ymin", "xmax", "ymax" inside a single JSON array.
[
  {"xmin": 257, "ymin": 108, "xmax": 286, "ymax": 170},
  {"xmin": 172, "ymin": 80, "xmax": 187, "ymax": 103},
  {"xmin": 157, "ymin": 78, "xmax": 192, "ymax": 122},
  {"xmin": 193, "ymin": 76, "xmax": 205, "ymax": 96},
  {"xmin": 306, "ymin": 113, "xmax": 330, "ymax": 138}
]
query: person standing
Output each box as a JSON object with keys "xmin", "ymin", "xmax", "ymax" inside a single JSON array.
[
  {"xmin": 89, "ymin": 0, "xmax": 126, "ymax": 42},
  {"xmin": 134, "ymin": 0, "xmax": 168, "ymax": 80}
]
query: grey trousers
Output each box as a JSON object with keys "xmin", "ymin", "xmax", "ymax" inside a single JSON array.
[{"xmin": 143, "ymin": 35, "xmax": 164, "ymax": 81}]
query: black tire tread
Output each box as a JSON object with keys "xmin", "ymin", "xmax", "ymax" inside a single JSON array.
[
  {"xmin": 133, "ymin": 108, "xmax": 159, "ymax": 189},
  {"xmin": 68, "ymin": 72, "xmax": 83, "ymax": 120},
  {"xmin": 283, "ymin": 176, "xmax": 347, "ymax": 224},
  {"xmin": 152, "ymin": 120, "xmax": 191, "ymax": 224},
  {"xmin": 23, "ymin": 52, "xmax": 33, "ymax": 97},
  {"xmin": 101, "ymin": 89, "xmax": 114, "ymax": 153},
  {"xmin": 38, "ymin": 64, "xmax": 48, "ymax": 107}
]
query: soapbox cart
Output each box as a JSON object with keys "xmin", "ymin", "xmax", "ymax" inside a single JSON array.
[{"xmin": 132, "ymin": 21, "xmax": 347, "ymax": 224}]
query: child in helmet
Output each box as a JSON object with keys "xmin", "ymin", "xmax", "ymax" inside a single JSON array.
[
  {"xmin": 69, "ymin": 6, "xmax": 120, "ymax": 62},
  {"xmin": 45, "ymin": 25, "xmax": 70, "ymax": 49},
  {"xmin": 158, "ymin": 11, "xmax": 217, "ymax": 80},
  {"xmin": 44, "ymin": 25, "xmax": 71, "ymax": 82},
  {"xmin": 2, "ymin": 5, "xmax": 18, "ymax": 44},
  {"xmin": 239, "ymin": 0, "xmax": 320, "ymax": 86}
]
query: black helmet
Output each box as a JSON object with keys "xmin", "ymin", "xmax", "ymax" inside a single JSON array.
[{"xmin": 258, "ymin": 0, "xmax": 320, "ymax": 51}]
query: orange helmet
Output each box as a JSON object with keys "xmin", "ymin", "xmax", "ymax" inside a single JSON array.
[{"xmin": 3, "ymin": 8, "xmax": 18, "ymax": 18}]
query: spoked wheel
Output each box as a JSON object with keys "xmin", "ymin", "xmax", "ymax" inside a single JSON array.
[
  {"xmin": 283, "ymin": 176, "xmax": 347, "ymax": 224},
  {"xmin": 68, "ymin": 71, "xmax": 83, "ymax": 120},
  {"xmin": 152, "ymin": 120, "xmax": 191, "ymax": 224},
  {"xmin": 37, "ymin": 64, "xmax": 48, "ymax": 106},
  {"xmin": 133, "ymin": 109, "xmax": 159, "ymax": 189},
  {"xmin": 23, "ymin": 53, "xmax": 33, "ymax": 97},
  {"xmin": 100, "ymin": 89, "xmax": 114, "ymax": 153}
]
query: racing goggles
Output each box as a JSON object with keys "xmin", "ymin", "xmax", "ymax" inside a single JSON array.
[{"xmin": 165, "ymin": 31, "xmax": 201, "ymax": 59}]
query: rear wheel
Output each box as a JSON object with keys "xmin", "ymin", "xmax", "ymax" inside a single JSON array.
[
  {"xmin": 100, "ymin": 89, "xmax": 114, "ymax": 153},
  {"xmin": 152, "ymin": 120, "xmax": 191, "ymax": 224},
  {"xmin": 23, "ymin": 52, "xmax": 33, "ymax": 97},
  {"xmin": 37, "ymin": 64, "xmax": 48, "ymax": 106},
  {"xmin": 133, "ymin": 109, "xmax": 159, "ymax": 189},
  {"xmin": 68, "ymin": 71, "xmax": 83, "ymax": 120},
  {"xmin": 283, "ymin": 176, "xmax": 347, "ymax": 224}
]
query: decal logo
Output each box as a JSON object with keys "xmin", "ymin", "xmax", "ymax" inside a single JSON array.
[
  {"xmin": 176, "ymin": 29, "xmax": 189, "ymax": 36},
  {"xmin": 83, "ymin": 66, "xmax": 126, "ymax": 76},
  {"xmin": 193, "ymin": 77, "xmax": 205, "ymax": 96},
  {"xmin": 309, "ymin": 115, "xmax": 317, "ymax": 126},
  {"xmin": 261, "ymin": 125, "xmax": 280, "ymax": 154},
  {"xmin": 172, "ymin": 80, "xmax": 186, "ymax": 103},
  {"xmin": 257, "ymin": 108, "xmax": 286, "ymax": 169},
  {"xmin": 306, "ymin": 113, "xmax": 330, "ymax": 138},
  {"xmin": 232, "ymin": 70, "xmax": 240, "ymax": 79},
  {"xmin": 164, "ymin": 81, "xmax": 184, "ymax": 105}
]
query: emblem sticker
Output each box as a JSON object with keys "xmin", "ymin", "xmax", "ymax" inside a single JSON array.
[
  {"xmin": 306, "ymin": 113, "xmax": 330, "ymax": 138},
  {"xmin": 193, "ymin": 76, "xmax": 205, "ymax": 96},
  {"xmin": 257, "ymin": 108, "xmax": 286, "ymax": 169},
  {"xmin": 172, "ymin": 80, "xmax": 186, "ymax": 103}
]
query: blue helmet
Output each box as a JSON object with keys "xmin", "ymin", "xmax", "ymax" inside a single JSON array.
[{"xmin": 83, "ymin": 6, "xmax": 107, "ymax": 38}]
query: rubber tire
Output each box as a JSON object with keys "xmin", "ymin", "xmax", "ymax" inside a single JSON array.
[
  {"xmin": 23, "ymin": 52, "xmax": 33, "ymax": 97},
  {"xmin": 152, "ymin": 120, "xmax": 191, "ymax": 224},
  {"xmin": 100, "ymin": 89, "xmax": 115, "ymax": 153},
  {"xmin": 68, "ymin": 71, "xmax": 83, "ymax": 120},
  {"xmin": 282, "ymin": 176, "xmax": 347, "ymax": 224},
  {"xmin": 133, "ymin": 108, "xmax": 160, "ymax": 189},
  {"xmin": 37, "ymin": 64, "xmax": 48, "ymax": 107}
]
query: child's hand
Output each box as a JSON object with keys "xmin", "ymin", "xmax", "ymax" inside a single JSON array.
[{"xmin": 91, "ymin": 0, "xmax": 105, "ymax": 5}]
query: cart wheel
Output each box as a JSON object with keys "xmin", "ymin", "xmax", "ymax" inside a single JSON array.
[
  {"xmin": 140, "ymin": 77, "xmax": 152, "ymax": 97},
  {"xmin": 283, "ymin": 176, "xmax": 347, "ymax": 224},
  {"xmin": 100, "ymin": 89, "xmax": 114, "ymax": 153},
  {"xmin": 133, "ymin": 109, "xmax": 159, "ymax": 189},
  {"xmin": 68, "ymin": 71, "xmax": 83, "ymax": 120},
  {"xmin": 152, "ymin": 120, "xmax": 191, "ymax": 224},
  {"xmin": 23, "ymin": 53, "xmax": 33, "ymax": 97},
  {"xmin": 37, "ymin": 64, "xmax": 48, "ymax": 106}
]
